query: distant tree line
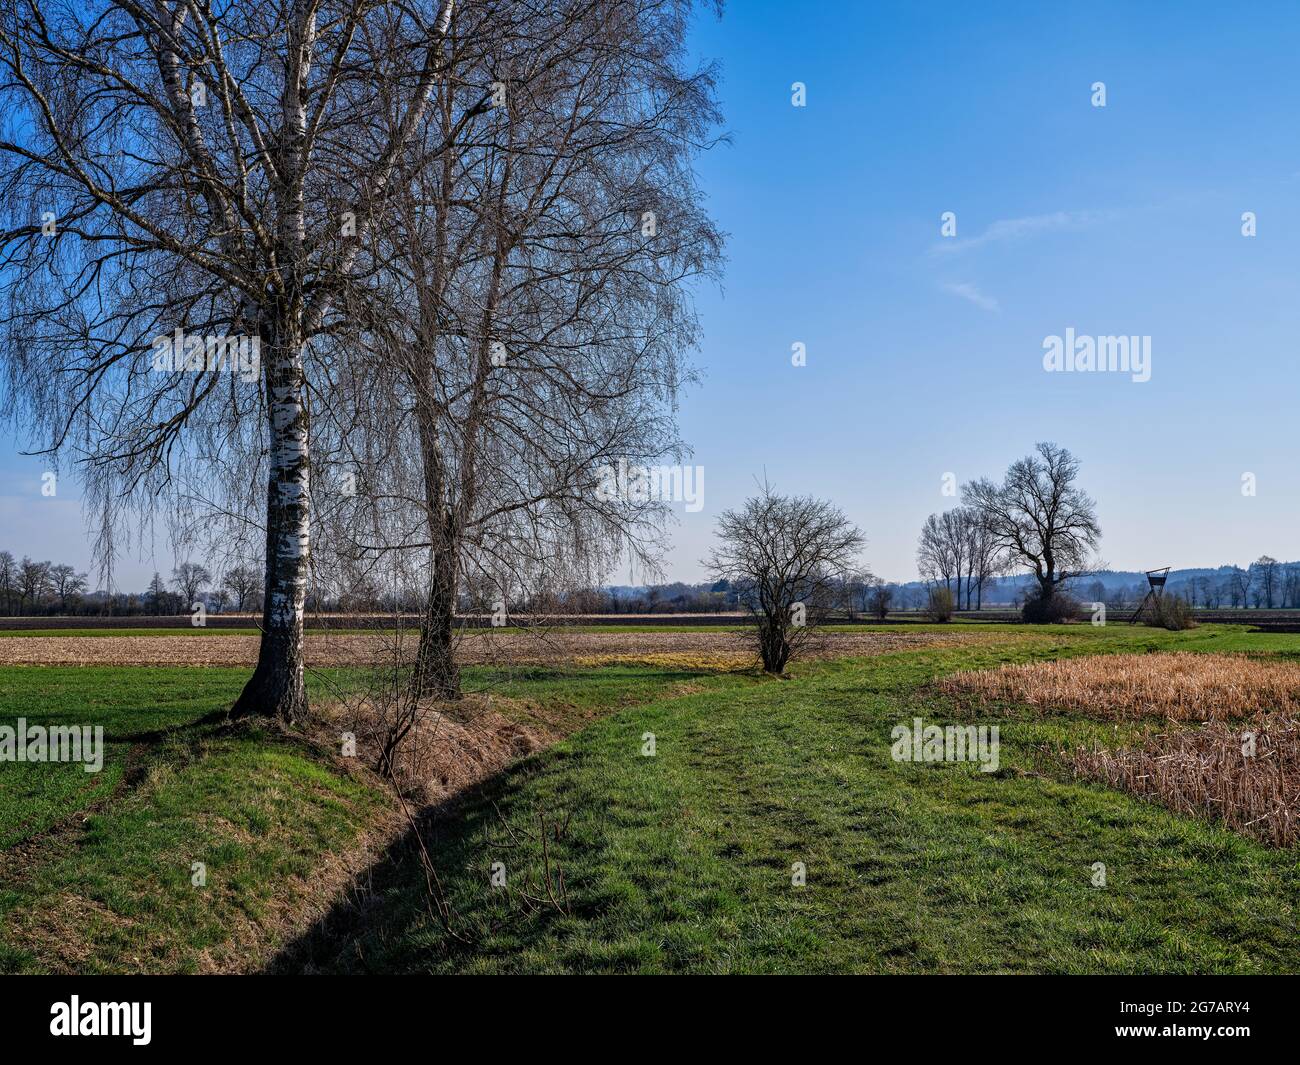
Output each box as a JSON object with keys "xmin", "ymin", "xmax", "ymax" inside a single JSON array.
[
  {"xmin": 1084, "ymin": 556, "xmax": 1300, "ymax": 611},
  {"xmin": 6, "ymin": 546, "xmax": 1295, "ymax": 620},
  {"xmin": 0, "ymin": 552, "xmax": 264, "ymax": 617},
  {"xmin": 0, "ymin": 552, "xmax": 89, "ymax": 615}
]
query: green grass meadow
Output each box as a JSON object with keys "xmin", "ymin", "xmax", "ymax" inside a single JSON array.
[{"xmin": 2, "ymin": 623, "xmax": 1298, "ymax": 973}]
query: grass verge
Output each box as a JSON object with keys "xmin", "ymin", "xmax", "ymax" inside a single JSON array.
[
  {"xmin": 290, "ymin": 628, "xmax": 1300, "ymax": 974},
  {"xmin": 0, "ymin": 663, "xmax": 693, "ymax": 973}
]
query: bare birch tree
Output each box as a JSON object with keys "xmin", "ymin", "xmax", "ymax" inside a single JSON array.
[
  {"xmin": 0, "ymin": 0, "xmax": 470, "ymax": 721},
  {"xmin": 315, "ymin": 0, "xmax": 724, "ymax": 696},
  {"xmin": 2, "ymin": 0, "xmax": 723, "ymax": 718}
]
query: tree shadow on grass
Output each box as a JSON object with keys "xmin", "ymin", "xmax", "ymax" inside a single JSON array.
[
  {"xmin": 265, "ymin": 759, "xmax": 566, "ymax": 974},
  {"xmin": 268, "ymin": 664, "xmax": 733, "ymax": 973}
]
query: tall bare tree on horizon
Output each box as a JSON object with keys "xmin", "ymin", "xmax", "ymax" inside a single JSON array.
[{"xmin": 964, "ymin": 442, "xmax": 1100, "ymax": 615}]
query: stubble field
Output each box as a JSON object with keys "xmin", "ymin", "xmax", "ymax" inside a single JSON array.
[{"xmin": 0, "ymin": 626, "xmax": 1013, "ymax": 669}]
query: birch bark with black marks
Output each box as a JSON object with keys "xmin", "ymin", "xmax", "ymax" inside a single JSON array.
[
  {"xmin": 232, "ymin": 0, "xmax": 314, "ymax": 719},
  {"xmin": 0, "ymin": 0, "xmax": 463, "ymax": 724}
]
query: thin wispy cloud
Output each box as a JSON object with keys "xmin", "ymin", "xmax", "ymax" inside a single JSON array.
[
  {"xmin": 941, "ymin": 281, "xmax": 1000, "ymax": 312},
  {"xmin": 932, "ymin": 209, "xmax": 1112, "ymax": 255}
]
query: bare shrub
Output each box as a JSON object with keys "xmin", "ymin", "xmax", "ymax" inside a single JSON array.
[
  {"xmin": 925, "ymin": 586, "xmax": 954, "ymax": 622},
  {"xmin": 868, "ymin": 583, "xmax": 893, "ymax": 621},
  {"xmin": 1144, "ymin": 594, "xmax": 1198, "ymax": 631},
  {"xmin": 1020, "ymin": 590, "xmax": 1080, "ymax": 624},
  {"xmin": 1071, "ymin": 719, "xmax": 1300, "ymax": 847},
  {"xmin": 704, "ymin": 485, "xmax": 866, "ymax": 674}
]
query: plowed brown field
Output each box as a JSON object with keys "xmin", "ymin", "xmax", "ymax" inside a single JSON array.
[{"xmin": 0, "ymin": 628, "xmax": 1004, "ymax": 669}]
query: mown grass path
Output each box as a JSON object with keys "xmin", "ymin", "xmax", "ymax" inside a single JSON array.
[{"xmin": 302, "ymin": 626, "xmax": 1300, "ymax": 974}]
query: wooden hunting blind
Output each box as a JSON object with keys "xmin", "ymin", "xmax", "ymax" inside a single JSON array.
[{"xmin": 1129, "ymin": 566, "xmax": 1171, "ymax": 623}]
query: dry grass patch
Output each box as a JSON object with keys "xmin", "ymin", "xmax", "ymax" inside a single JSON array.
[
  {"xmin": 940, "ymin": 652, "xmax": 1300, "ymax": 721},
  {"xmin": 941, "ymin": 651, "xmax": 1300, "ymax": 845},
  {"xmin": 310, "ymin": 692, "xmax": 549, "ymax": 806},
  {"xmin": 1072, "ymin": 719, "xmax": 1300, "ymax": 847}
]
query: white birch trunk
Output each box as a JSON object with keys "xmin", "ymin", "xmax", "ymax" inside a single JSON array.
[{"xmin": 232, "ymin": 2, "xmax": 314, "ymax": 721}]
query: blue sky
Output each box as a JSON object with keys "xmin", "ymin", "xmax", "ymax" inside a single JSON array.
[
  {"xmin": 5, "ymin": 0, "xmax": 1300, "ymax": 590},
  {"xmin": 663, "ymin": 0, "xmax": 1300, "ymax": 584}
]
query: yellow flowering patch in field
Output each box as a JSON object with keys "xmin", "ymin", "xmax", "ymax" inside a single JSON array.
[{"xmin": 572, "ymin": 651, "xmax": 753, "ymax": 671}]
